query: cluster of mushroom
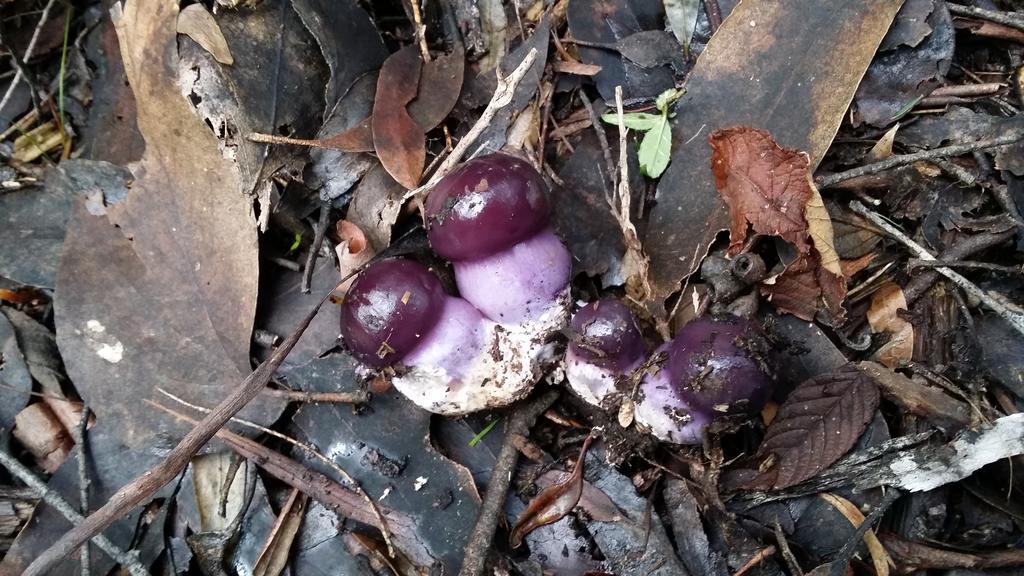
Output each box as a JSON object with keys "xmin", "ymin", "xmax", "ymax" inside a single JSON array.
[
  {"xmin": 339, "ymin": 153, "xmax": 774, "ymax": 443},
  {"xmin": 340, "ymin": 154, "xmax": 571, "ymax": 415}
]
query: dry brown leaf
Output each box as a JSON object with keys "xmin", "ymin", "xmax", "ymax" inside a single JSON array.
[
  {"xmin": 819, "ymin": 492, "xmax": 892, "ymax": 576},
  {"xmin": 840, "ymin": 253, "xmax": 876, "ymax": 278},
  {"xmin": 535, "ymin": 470, "xmax": 622, "ymax": 522},
  {"xmin": 253, "ymin": 488, "xmax": 308, "ymax": 576},
  {"xmin": 372, "ymin": 46, "xmax": 425, "ymax": 189},
  {"xmin": 711, "ymin": 127, "xmax": 846, "ymax": 320},
  {"xmin": 12, "ymin": 403, "xmax": 72, "ymax": 473},
  {"xmin": 867, "ymin": 282, "xmax": 914, "ymax": 367},
  {"xmin": 866, "ymin": 123, "xmax": 900, "ymax": 161},
  {"xmin": 176, "ymin": 4, "xmax": 233, "ymax": 65},
  {"xmin": 553, "ymin": 60, "xmax": 602, "ymax": 76},
  {"xmin": 510, "ymin": 435, "xmax": 595, "ymax": 547}
]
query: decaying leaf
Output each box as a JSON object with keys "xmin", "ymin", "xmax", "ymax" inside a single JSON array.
[
  {"xmin": 854, "ymin": 1, "xmax": 954, "ymax": 126},
  {"xmin": 643, "ymin": 0, "xmax": 904, "ymax": 313},
  {"xmin": 176, "ymin": 4, "xmax": 233, "ymax": 65},
  {"xmin": 867, "ymin": 282, "xmax": 915, "ymax": 367},
  {"xmin": 372, "ymin": 46, "xmax": 425, "ymax": 189},
  {"xmin": 12, "ymin": 403, "xmax": 72, "ymax": 473},
  {"xmin": 818, "ymin": 492, "xmax": 892, "ymax": 576},
  {"xmin": 711, "ymin": 127, "xmax": 846, "ymax": 320},
  {"xmin": 510, "ymin": 435, "xmax": 594, "ymax": 548},
  {"xmin": 0, "ymin": 312, "xmax": 32, "ymax": 431},
  {"xmin": 662, "ymin": 0, "xmax": 700, "ymax": 51},
  {"xmin": 740, "ymin": 365, "xmax": 880, "ymax": 490},
  {"xmin": 252, "ymin": 488, "xmax": 308, "ymax": 576}
]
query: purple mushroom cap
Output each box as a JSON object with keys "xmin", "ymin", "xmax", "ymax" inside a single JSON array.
[
  {"xmin": 339, "ymin": 259, "xmax": 446, "ymax": 367},
  {"xmin": 665, "ymin": 316, "xmax": 773, "ymax": 416},
  {"xmin": 569, "ymin": 298, "xmax": 647, "ymax": 372},
  {"xmin": 425, "ymin": 153, "xmax": 551, "ymax": 261}
]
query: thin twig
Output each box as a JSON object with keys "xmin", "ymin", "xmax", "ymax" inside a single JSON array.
[
  {"xmin": 261, "ymin": 387, "xmax": 370, "ymax": 404},
  {"xmin": 0, "ymin": 447, "xmax": 149, "ymax": 576},
  {"xmin": 732, "ymin": 546, "xmax": 777, "ymax": 576},
  {"xmin": 410, "ymin": 0, "xmax": 431, "ymax": 63},
  {"xmin": 773, "ymin": 521, "xmax": 803, "ymax": 576},
  {"xmin": 818, "ymin": 130, "xmax": 1024, "ymax": 188},
  {"xmin": 908, "ymin": 258, "xmax": 1021, "ymax": 274},
  {"xmin": 850, "ymin": 201, "xmax": 1024, "ymax": 337},
  {"xmin": 75, "ymin": 406, "xmax": 92, "ymax": 576},
  {"xmin": 459, "ymin": 389, "xmax": 560, "ymax": 576},
  {"xmin": 402, "ymin": 48, "xmax": 539, "ymax": 205},
  {"xmin": 578, "ymin": 90, "xmax": 615, "ymax": 196},
  {"xmin": 301, "ymin": 200, "xmax": 331, "ymax": 294},
  {"xmin": 946, "ymin": 2, "xmax": 1024, "ymax": 32},
  {"xmin": 0, "ymin": 0, "xmax": 58, "ymax": 116},
  {"xmin": 154, "ymin": 389, "xmax": 393, "ymax": 556}
]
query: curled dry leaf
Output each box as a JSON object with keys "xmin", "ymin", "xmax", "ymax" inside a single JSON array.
[
  {"xmin": 176, "ymin": 4, "xmax": 233, "ymax": 65},
  {"xmin": 334, "ymin": 220, "xmax": 376, "ymax": 292},
  {"xmin": 372, "ymin": 46, "xmax": 425, "ymax": 189},
  {"xmin": 510, "ymin": 435, "xmax": 595, "ymax": 548},
  {"xmin": 12, "ymin": 403, "xmax": 73, "ymax": 473},
  {"xmin": 866, "ymin": 282, "xmax": 915, "ymax": 367},
  {"xmin": 710, "ymin": 126, "xmax": 846, "ymax": 320},
  {"xmin": 252, "ymin": 488, "xmax": 308, "ymax": 576},
  {"xmin": 535, "ymin": 470, "xmax": 623, "ymax": 523},
  {"xmin": 818, "ymin": 492, "xmax": 892, "ymax": 576},
  {"xmin": 739, "ymin": 365, "xmax": 880, "ymax": 490}
]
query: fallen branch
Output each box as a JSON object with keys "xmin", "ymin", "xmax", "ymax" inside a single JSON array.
[
  {"xmin": 881, "ymin": 532, "xmax": 1024, "ymax": 573},
  {"xmin": 817, "ymin": 130, "xmax": 1024, "ymax": 188},
  {"xmin": 0, "ymin": 447, "xmax": 148, "ymax": 576},
  {"xmin": 946, "ymin": 2, "xmax": 1024, "ymax": 33},
  {"xmin": 850, "ymin": 200, "xmax": 1024, "ymax": 337},
  {"xmin": 459, "ymin": 389, "xmax": 560, "ymax": 576}
]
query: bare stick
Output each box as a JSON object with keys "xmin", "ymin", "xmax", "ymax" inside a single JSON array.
[
  {"xmin": 410, "ymin": 0, "xmax": 431, "ymax": 62},
  {"xmin": 0, "ymin": 447, "xmax": 149, "ymax": 576},
  {"xmin": 946, "ymin": 3, "xmax": 1024, "ymax": 32},
  {"xmin": 613, "ymin": 85, "xmax": 651, "ymax": 301},
  {"xmin": 0, "ymin": 0, "xmax": 58, "ymax": 116},
  {"xmin": 301, "ymin": 200, "xmax": 330, "ymax": 294},
  {"xmin": 24, "ymin": 276, "xmax": 347, "ymax": 576},
  {"xmin": 908, "ymin": 258, "xmax": 1021, "ymax": 274},
  {"xmin": 817, "ymin": 130, "xmax": 1024, "ymax": 188},
  {"xmin": 75, "ymin": 407, "xmax": 92, "ymax": 576},
  {"xmin": 402, "ymin": 48, "xmax": 539, "ymax": 204},
  {"xmin": 459, "ymin": 389, "xmax": 560, "ymax": 576},
  {"xmin": 577, "ymin": 90, "xmax": 615, "ymax": 195},
  {"xmin": 261, "ymin": 387, "xmax": 370, "ymax": 404},
  {"xmin": 850, "ymin": 201, "xmax": 1024, "ymax": 337}
]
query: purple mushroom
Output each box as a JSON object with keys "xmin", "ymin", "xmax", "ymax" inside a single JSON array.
[
  {"xmin": 341, "ymin": 258, "xmax": 559, "ymax": 414},
  {"xmin": 425, "ymin": 153, "xmax": 572, "ymax": 324},
  {"xmin": 565, "ymin": 298, "xmax": 648, "ymax": 406},
  {"xmin": 634, "ymin": 316, "xmax": 774, "ymax": 444}
]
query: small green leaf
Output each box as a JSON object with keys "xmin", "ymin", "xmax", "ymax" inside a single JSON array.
[
  {"xmin": 289, "ymin": 232, "xmax": 302, "ymax": 253},
  {"xmin": 469, "ymin": 418, "xmax": 500, "ymax": 447},
  {"xmin": 638, "ymin": 115, "xmax": 672, "ymax": 178},
  {"xmin": 601, "ymin": 111, "xmax": 663, "ymax": 131},
  {"xmin": 655, "ymin": 87, "xmax": 684, "ymax": 113}
]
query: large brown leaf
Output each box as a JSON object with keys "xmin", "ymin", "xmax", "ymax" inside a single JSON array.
[
  {"xmin": 737, "ymin": 366, "xmax": 880, "ymax": 490},
  {"xmin": 642, "ymin": 0, "xmax": 904, "ymax": 313}
]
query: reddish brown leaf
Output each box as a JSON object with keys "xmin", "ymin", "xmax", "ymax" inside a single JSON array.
[
  {"xmin": 372, "ymin": 46, "xmax": 425, "ymax": 188},
  {"xmin": 740, "ymin": 365, "xmax": 879, "ymax": 490},
  {"xmin": 510, "ymin": 435, "xmax": 595, "ymax": 548},
  {"xmin": 535, "ymin": 470, "xmax": 622, "ymax": 522},
  {"xmin": 712, "ymin": 127, "xmax": 846, "ymax": 320},
  {"xmin": 711, "ymin": 127, "xmax": 815, "ymax": 255}
]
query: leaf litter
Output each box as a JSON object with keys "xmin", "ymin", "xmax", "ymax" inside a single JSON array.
[{"xmin": 2, "ymin": 0, "xmax": 1024, "ymax": 574}]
